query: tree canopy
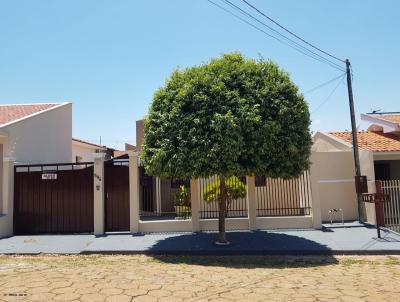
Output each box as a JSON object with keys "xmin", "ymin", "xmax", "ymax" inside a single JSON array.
[{"xmin": 142, "ymin": 52, "xmax": 312, "ymax": 180}]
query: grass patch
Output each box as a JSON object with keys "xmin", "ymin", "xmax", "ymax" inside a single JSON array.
[{"xmin": 384, "ymin": 256, "xmax": 400, "ymax": 265}]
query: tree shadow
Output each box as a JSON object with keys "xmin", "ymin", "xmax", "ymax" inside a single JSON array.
[{"xmin": 148, "ymin": 230, "xmax": 338, "ymax": 268}]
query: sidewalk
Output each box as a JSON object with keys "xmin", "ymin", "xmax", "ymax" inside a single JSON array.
[{"xmin": 0, "ymin": 223, "xmax": 399, "ymax": 255}]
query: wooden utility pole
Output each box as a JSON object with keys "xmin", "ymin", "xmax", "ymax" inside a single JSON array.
[{"xmin": 345, "ymin": 59, "xmax": 363, "ymax": 222}]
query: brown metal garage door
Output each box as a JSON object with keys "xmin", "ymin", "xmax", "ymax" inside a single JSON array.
[
  {"xmin": 104, "ymin": 159, "xmax": 130, "ymax": 232},
  {"xmin": 14, "ymin": 163, "xmax": 94, "ymax": 235}
]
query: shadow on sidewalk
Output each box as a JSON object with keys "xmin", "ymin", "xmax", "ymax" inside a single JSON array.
[{"xmin": 149, "ymin": 230, "xmax": 338, "ymax": 268}]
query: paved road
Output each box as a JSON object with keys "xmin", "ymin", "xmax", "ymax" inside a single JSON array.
[{"xmin": 0, "ymin": 255, "xmax": 399, "ymax": 302}]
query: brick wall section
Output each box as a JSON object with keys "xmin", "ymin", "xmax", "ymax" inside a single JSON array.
[{"xmin": 136, "ymin": 119, "xmax": 144, "ymax": 152}]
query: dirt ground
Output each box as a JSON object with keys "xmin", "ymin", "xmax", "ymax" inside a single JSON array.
[{"xmin": 0, "ymin": 255, "xmax": 399, "ymax": 301}]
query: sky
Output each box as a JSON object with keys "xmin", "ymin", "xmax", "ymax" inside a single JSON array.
[{"xmin": 0, "ymin": 0, "xmax": 399, "ymax": 150}]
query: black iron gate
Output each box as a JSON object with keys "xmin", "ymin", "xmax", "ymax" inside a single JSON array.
[
  {"xmin": 381, "ymin": 180, "xmax": 400, "ymax": 234},
  {"xmin": 104, "ymin": 159, "xmax": 130, "ymax": 232},
  {"xmin": 14, "ymin": 163, "xmax": 94, "ymax": 235}
]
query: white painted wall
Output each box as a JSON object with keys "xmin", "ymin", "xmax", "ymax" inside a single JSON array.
[
  {"xmin": 72, "ymin": 142, "xmax": 103, "ymax": 163},
  {"xmin": 1, "ymin": 103, "xmax": 72, "ymax": 164},
  {"xmin": 310, "ymin": 151, "xmax": 359, "ymax": 222}
]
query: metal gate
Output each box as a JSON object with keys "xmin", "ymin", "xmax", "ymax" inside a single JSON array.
[
  {"xmin": 104, "ymin": 159, "xmax": 130, "ymax": 232},
  {"xmin": 14, "ymin": 163, "xmax": 94, "ymax": 235},
  {"xmin": 381, "ymin": 179, "xmax": 400, "ymax": 233},
  {"xmin": 139, "ymin": 166, "xmax": 155, "ymax": 214}
]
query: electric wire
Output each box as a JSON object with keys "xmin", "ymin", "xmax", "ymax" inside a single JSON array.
[
  {"xmin": 304, "ymin": 73, "xmax": 346, "ymax": 95},
  {"xmin": 240, "ymin": 0, "xmax": 345, "ymax": 63},
  {"xmin": 312, "ymin": 73, "xmax": 346, "ymax": 114},
  {"xmin": 207, "ymin": 0, "xmax": 345, "ymax": 72},
  {"xmin": 221, "ymin": 0, "xmax": 345, "ymax": 71}
]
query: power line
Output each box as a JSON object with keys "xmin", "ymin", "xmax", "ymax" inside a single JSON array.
[
  {"xmin": 240, "ymin": 0, "xmax": 345, "ymax": 63},
  {"xmin": 221, "ymin": 0, "xmax": 345, "ymax": 71},
  {"xmin": 312, "ymin": 73, "xmax": 346, "ymax": 113},
  {"xmin": 304, "ymin": 72, "xmax": 346, "ymax": 94},
  {"xmin": 207, "ymin": 0, "xmax": 345, "ymax": 72}
]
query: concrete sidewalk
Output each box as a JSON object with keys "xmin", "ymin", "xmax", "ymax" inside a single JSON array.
[{"xmin": 0, "ymin": 224, "xmax": 399, "ymax": 255}]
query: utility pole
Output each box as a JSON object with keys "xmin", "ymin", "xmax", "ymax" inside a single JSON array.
[{"xmin": 345, "ymin": 59, "xmax": 362, "ymax": 223}]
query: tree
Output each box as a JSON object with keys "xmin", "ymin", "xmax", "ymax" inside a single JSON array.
[
  {"xmin": 203, "ymin": 176, "xmax": 247, "ymax": 238},
  {"xmin": 142, "ymin": 52, "xmax": 312, "ymax": 244}
]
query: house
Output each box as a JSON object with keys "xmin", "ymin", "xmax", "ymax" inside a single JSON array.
[
  {"xmin": 135, "ymin": 118, "xmax": 313, "ymax": 223},
  {"xmin": 0, "ymin": 102, "xmax": 112, "ymax": 164},
  {"xmin": 113, "ymin": 143, "xmax": 136, "ymax": 159},
  {"xmin": 72, "ymin": 138, "xmax": 108, "ymax": 163},
  {"xmin": 314, "ymin": 112, "xmax": 400, "ymax": 181},
  {"xmin": 312, "ymin": 112, "xmax": 400, "ymax": 224},
  {"xmin": 0, "ymin": 102, "xmax": 114, "ymax": 236},
  {"xmin": 0, "ymin": 103, "xmax": 73, "ymax": 164}
]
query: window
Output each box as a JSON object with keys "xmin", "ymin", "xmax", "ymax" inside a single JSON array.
[
  {"xmin": 374, "ymin": 162, "xmax": 391, "ymax": 180},
  {"xmin": 255, "ymin": 175, "xmax": 266, "ymax": 187}
]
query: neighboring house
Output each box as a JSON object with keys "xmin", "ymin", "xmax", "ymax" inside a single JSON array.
[
  {"xmin": 113, "ymin": 143, "xmax": 136, "ymax": 159},
  {"xmin": 314, "ymin": 112, "xmax": 400, "ymax": 181},
  {"xmin": 0, "ymin": 102, "xmax": 113, "ymax": 164},
  {"xmin": 313, "ymin": 112, "xmax": 400, "ymax": 223},
  {"xmin": 72, "ymin": 138, "xmax": 108, "ymax": 163},
  {"xmin": 136, "ymin": 119, "xmax": 145, "ymax": 153},
  {"xmin": 0, "ymin": 103, "xmax": 72, "ymax": 164}
]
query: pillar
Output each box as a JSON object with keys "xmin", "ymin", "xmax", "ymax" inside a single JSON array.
[
  {"xmin": 129, "ymin": 152, "xmax": 140, "ymax": 233},
  {"xmin": 1, "ymin": 157, "xmax": 15, "ymax": 237},
  {"xmin": 93, "ymin": 153, "xmax": 105, "ymax": 236},
  {"xmin": 246, "ymin": 175, "xmax": 257, "ymax": 230},
  {"xmin": 190, "ymin": 178, "xmax": 200, "ymax": 232},
  {"xmin": 155, "ymin": 177, "xmax": 161, "ymax": 214},
  {"xmin": 309, "ymin": 151, "xmax": 322, "ymax": 229}
]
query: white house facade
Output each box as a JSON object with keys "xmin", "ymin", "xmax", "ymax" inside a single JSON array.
[
  {"xmin": 0, "ymin": 103, "xmax": 72, "ymax": 164},
  {"xmin": 72, "ymin": 138, "xmax": 107, "ymax": 163}
]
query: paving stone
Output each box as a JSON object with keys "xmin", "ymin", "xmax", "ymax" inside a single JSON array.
[
  {"xmin": 54, "ymin": 293, "xmax": 81, "ymax": 301},
  {"xmin": 80, "ymin": 293, "xmax": 106, "ymax": 302},
  {"xmin": 0, "ymin": 255, "xmax": 398, "ymax": 302},
  {"xmin": 105, "ymin": 294, "xmax": 132, "ymax": 302}
]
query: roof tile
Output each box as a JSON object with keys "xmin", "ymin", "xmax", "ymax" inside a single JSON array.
[
  {"xmin": 376, "ymin": 114, "xmax": 400, "ymax": 124},
  {"xmin": 0, "ymin": 104, "xmax": 59, "ymax": 125},
  {"xmin": 330, "ymin": 131, "xmax": 400, "ymax": 152}
]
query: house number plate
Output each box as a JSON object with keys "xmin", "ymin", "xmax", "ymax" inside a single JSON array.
[{"xmin": 42, "ymin": 173, "xmax": 57, "ymax": 180}]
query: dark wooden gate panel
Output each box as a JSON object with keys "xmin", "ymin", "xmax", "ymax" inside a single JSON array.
[
  {"xmin": 14, "ymin": 164, "xmax": 94, "ymax": 235},
  {"xmin": 139, "ymin": 166, "xmax": 155, "ymax": 213},
  {"xmin": 104, "ymin": 164, "xmax": 130, "ymax": 232}
]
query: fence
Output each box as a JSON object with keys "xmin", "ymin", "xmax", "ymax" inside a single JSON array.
[
  {"xmin": 256, "ymin": 171, "xmax": 312, "ymax": 217},
  {"xmin": 199, "ymin": 176, "xmax": 248, "ymax": 219},
  {"xmin": 381, "ymin": 179, "xmax": 400, "ymax": 233},
  {"xmin": 139, "ymin": 171, "xmax": 312, "ymax": 221},
  {"xmin": 138, "ymin": 163, "xmax": 192, "ymax": 220}
]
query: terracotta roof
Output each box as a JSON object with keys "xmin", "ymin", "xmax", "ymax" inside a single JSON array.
[
  {"xmin": 72, "ymin": 138, "xmax": 106, "ymax": 149},
  {"xmin": 113, "ymin": 150, "xmax": 129, "ymax": 158},
  {"xmin": 0, "ymin": 103, "xmax": 60, "ymax": 126},
  {"xmin": 375, "ymin": 114, "xmax": 400, "ymax": 124},
  {"xmin": 330, "ymin": 131, "xmax": 400, "ymax": 152}
]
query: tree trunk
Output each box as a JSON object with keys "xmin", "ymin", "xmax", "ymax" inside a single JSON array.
[{"xmin": 217, "ymin": 176, "xmax": 228, "ymax": 244}]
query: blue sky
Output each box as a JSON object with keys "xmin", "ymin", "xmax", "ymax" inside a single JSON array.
[{"xmin": 0, "ymin": 0, "xmax": 399, "ymax": 150}]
